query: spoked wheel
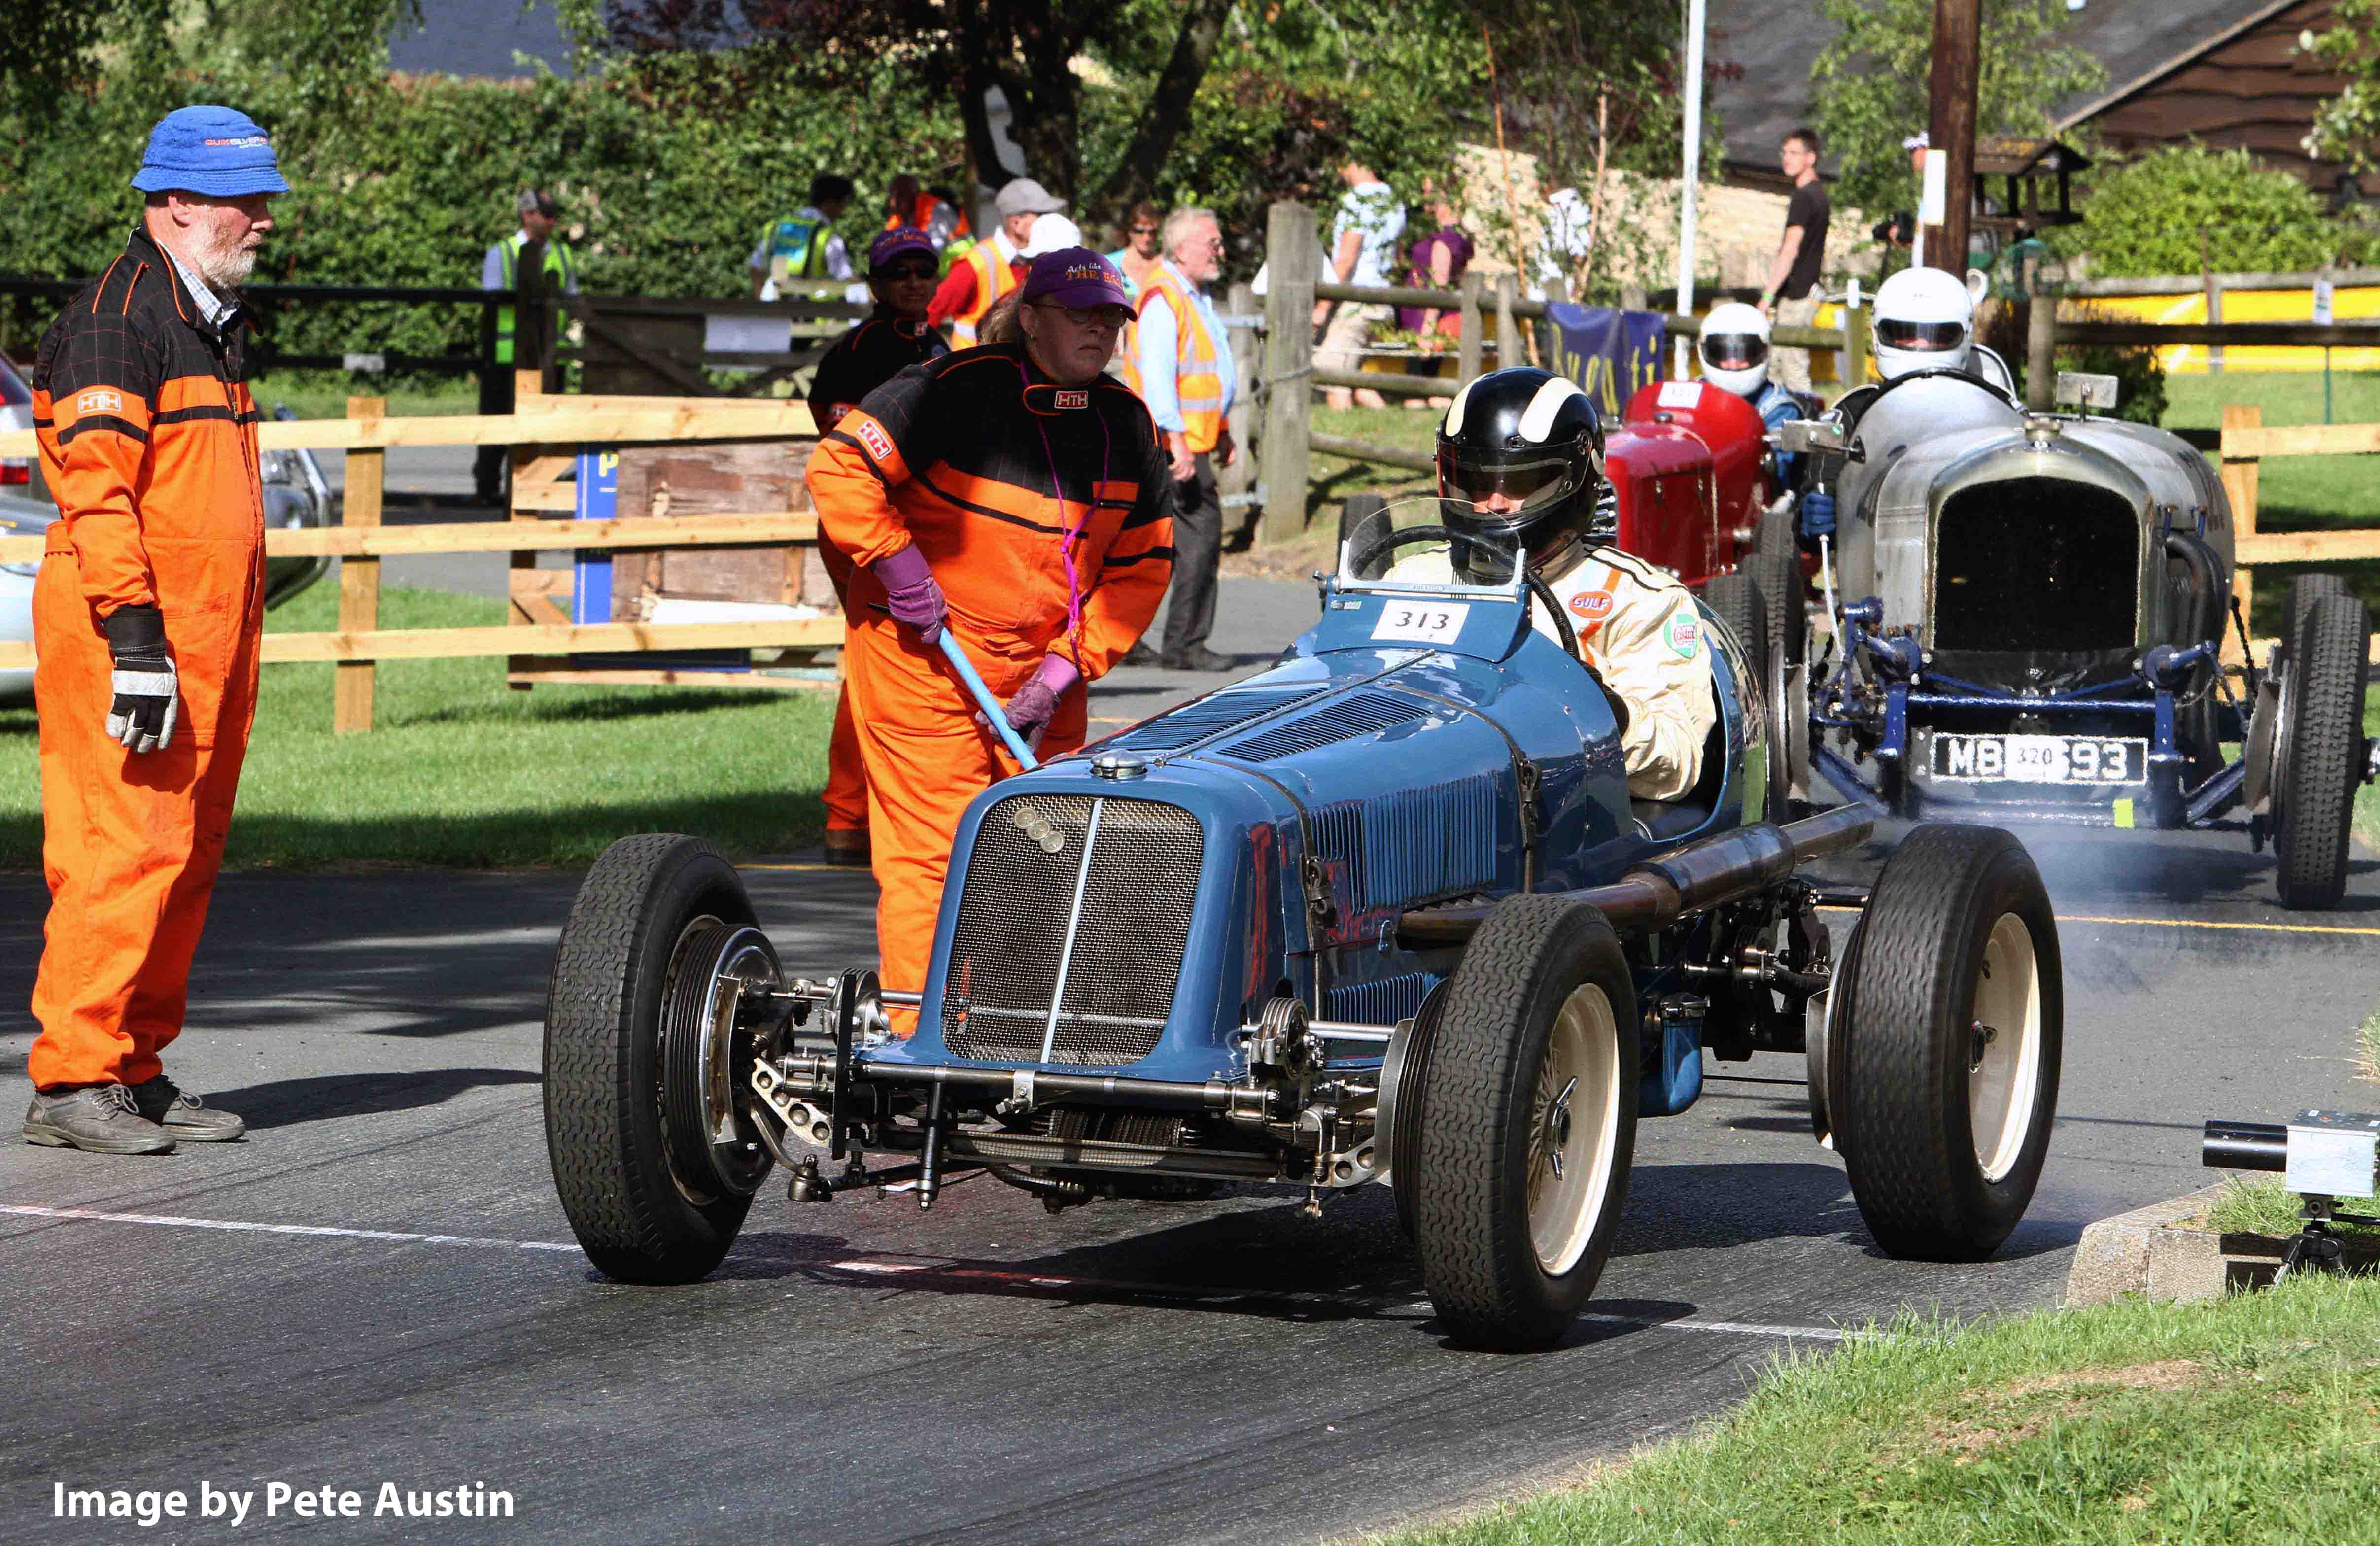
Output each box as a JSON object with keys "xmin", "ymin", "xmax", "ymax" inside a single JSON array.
[
  {"xmin": 1409, "ymin": 895, "xmax": 1637, "ymax": 1351},
  {"xmin": 545, "ymin": 834, "xmax": 780, "ymax": 1283},
  {"xmin": 1831, "ymin": 825, "xmax": 2061, "ymax": 1261},
  {"xmin": 2274, "ymin": 593, "xmax": 2373, "ymax": 910}
]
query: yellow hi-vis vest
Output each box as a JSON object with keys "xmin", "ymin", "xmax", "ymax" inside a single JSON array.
[
  {"xmin": 494, "ymin": 233, "xmax": 578, "ymax": 366},
  {"xmin": 1124, "ymin": 265, "xmax": 1227, "ymax": 454},
  {"xmin": 951, "ymin": 241, "xmax": 1019, "ymax": 346}
]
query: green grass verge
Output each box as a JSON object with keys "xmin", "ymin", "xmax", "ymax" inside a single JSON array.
[
  {"xmin": 0, "ymin": 583, "xmax": 834, "ymax": 869},
  {"xmin": 2201, "ymin": 1177, "xmax": 2380, "ymax": 1244},
  {"xmin": 2163, "ymin": 373, "xmax": 2380, "ymax": 639},
  {"xmin": 244, "ymin": 371, "xmax": 481, "ymax": 422},
  {"xmin": 1383, "ymin": 1277, "xmax": 2380, "ymax": 1546}
]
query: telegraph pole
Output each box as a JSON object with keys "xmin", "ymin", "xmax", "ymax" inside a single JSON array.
[{"xmin": 1922, "ymin": 0, "xmax": 1980, "ymax": 276}]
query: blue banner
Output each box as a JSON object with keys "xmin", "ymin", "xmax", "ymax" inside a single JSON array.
[{"xmin": 1543, "ymin": 304, "xmax": 1668, "ymax": 419}]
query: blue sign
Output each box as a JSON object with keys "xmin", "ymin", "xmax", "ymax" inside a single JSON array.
[
  {"xmin": 1543, "ymin": 305, "xmax": 1667, "ymax": 419},
  {"xmin": 572, "ymin": 448, "xmax": 619, "ymax": 625}
]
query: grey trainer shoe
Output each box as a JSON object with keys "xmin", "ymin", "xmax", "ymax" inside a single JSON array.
[
  {"xmin": 24, "ymin": 1084, "xmax": 177, "ymax": 1154},
  {"xmin": 129, "ymin": 1076, "xmax": 246, "ymax": 1142}
]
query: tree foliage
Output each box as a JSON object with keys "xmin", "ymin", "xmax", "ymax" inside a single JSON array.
[
  {"xmin": 1810, "ymin": 0, "xmax": 2103, "ymax": 222},
  {"xmin": 2303, "ymin": 0, "xmax": 2380, "ymax": 172},
  {"xmin": 2063, "ymin": 145, "xmax": 2338, "ymax": 278}
]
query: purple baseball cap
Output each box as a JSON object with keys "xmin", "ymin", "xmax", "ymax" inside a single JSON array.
[
  {"xmin": 867, "ymin": 227, "xmax": 938, "ymax": 272},
  {"xmin": 130, "ymin": 106, "xmax": 289, "ymax": 197},
  {"xmin": 1019, "ymin": 248, "xmax": 1132, "ymax": 313}
]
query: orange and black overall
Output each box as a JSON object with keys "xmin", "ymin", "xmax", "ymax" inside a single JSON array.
[
  {"xmin": 806, "ymin": 342, "xmax": 1173, "ymax": 1021},
  {"xmin": 27, "ymin": 228, "xmax": 266, "ymax": 1091}
]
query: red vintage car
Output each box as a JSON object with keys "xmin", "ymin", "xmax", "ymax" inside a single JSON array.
[{"xmin": 1605, "ymin": 378, "xmax": 1804, "ymax": 669}]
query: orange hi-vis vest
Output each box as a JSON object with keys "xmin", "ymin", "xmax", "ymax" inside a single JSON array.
[
  {"xmin": 951, "ymin": 240, "xmax": 1018, "ymax": 346},
  {"xmin": 1124, "ymin": 264, "xmax": 1227, "ymax": 454}
]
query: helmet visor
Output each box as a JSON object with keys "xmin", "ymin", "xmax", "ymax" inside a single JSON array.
[
  {"xmin": 1876, "ymin": 317, "xmax": 1967, "ymax": 353},
  {"xmin": 1699, "ymin": 333, "xmax": 1768, "ymax": 372},
  {"xmin": 1435, "ymin": 448, "xmax": 1584, "ymax": 518}
]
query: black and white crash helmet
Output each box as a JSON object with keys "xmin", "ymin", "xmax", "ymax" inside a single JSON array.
[{"xmin": 1435, "ymin": 367, "xmax": 1606, "ymax": 581}]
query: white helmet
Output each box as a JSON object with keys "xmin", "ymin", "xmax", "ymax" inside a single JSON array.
[
  {"xmin": 1872, "ymin": 265, "xmax": 1975, "ymax": 379},
  {"xmin": 1697, "ymin": 302, "xmax": 1771, "ymax": 398}
]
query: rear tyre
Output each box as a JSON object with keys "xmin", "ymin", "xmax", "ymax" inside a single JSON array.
[
  {"xmin": 2288, "ymin": 573, "xmax": 2352, "ymax": 641},
  {"xmin": 1747, "ymin": 508, "xmax": 1807, "ymax": 668},
  {"xmin": 1832, "ymin": 825, "xmax": 2061, "ymax": 1261},
  {"xmin": 1413, "ymin": 896, "xmax": 1638, "ymax": 1351},
  {"xmin": 1704, "ymin": 571, "xmax": 1769, "ymax": 688},
  {"xmin": 2274, "ymin": 594, "xmax": 2372, "ymax": 910},
  {"xmin": 546, "ymin": 834, "xmax": 771, "ymax": 1284}
]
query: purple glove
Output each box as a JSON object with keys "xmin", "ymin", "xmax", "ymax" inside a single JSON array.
[
  {"xmin": 979, "ymin": 655, "xmax": 1080, "ymax": 752},
  {"xmin": 871, "ymin": 545, "xmax": 946, "ymax": 644}
]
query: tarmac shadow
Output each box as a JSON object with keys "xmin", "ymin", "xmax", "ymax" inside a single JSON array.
[{"xmin": 202, "ymin": 1067, "xmax": 540, "ymax": 1130}]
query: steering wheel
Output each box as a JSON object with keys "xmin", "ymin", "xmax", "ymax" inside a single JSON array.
[{"xmin": 1347, "ymin": 523, "xmax": 1582, "ymax": 661}]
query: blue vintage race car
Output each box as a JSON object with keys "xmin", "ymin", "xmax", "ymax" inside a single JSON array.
[{"xmin": 544, "ymin": 499, "xmax": 2065, "ymax": 1351}]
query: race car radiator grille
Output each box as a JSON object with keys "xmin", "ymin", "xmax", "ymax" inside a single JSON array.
[
  {"xmin": 1933, "ymin": 480, "xmax": 2138, "ymax": 653},
  {"xmin": 941, "ymin": 794, "xmax": 1204, "ymax": 1067}
]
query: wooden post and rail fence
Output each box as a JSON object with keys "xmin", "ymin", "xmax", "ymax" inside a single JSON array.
[
  {"xmin": 1252, "ymin": 198, "xmax": 1867, "ymax": 543},
  {"xmin": 0, "ymin": 394, "xmax": 842, "ymax": 732}
]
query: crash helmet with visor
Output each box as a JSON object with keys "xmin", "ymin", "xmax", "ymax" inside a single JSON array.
[
  {"xmin": 1872, "ymin": 265, "xmax": 1975, "ymax": 379},
  {"xmin": 1697, "ymin": 301, "xmax": 1772, "ymax": 398},
  {"xmin": 1435, "ymin": 368, "xmax": 1606, "ymax": 581}
]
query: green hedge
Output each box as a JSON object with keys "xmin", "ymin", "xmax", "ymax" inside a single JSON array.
[{"xmin": 0, "ymin": 56, "xmax": 967, "ymax": 371}]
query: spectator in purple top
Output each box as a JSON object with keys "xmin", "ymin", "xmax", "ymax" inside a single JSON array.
[{"xmin": 1399, "ymin": 185, "xmax": 1474, "ymax": 344}]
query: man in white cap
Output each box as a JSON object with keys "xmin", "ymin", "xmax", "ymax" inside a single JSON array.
[{"xmin": 929, "ymin": 176, "xmax": 1065, "ymax": 345}]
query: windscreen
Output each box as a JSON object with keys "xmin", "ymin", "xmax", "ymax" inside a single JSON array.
[{"xmin": 1336, "ymin": 495, "xmax": 1525, "ymax": 588}]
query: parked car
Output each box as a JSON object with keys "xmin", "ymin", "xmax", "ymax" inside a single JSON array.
[
  {"xmin": 1779, "ymin": 368, "xmax": 2378, "ymax": 909},
  {"xmin": 543, "ymin": 498, "xmax": 2065, "ymax": 1351},
  {"xmin": 0, "ymin": 398, "xmax": 334, "ymax": 706}
]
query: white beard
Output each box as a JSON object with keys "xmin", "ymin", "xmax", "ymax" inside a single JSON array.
[{"xmin": 190, "ymin": 221, "xmax": 258, "ymax": 290}]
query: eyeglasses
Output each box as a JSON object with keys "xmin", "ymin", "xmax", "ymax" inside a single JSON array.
[
  {"xmin": 876, "ymin": 265, "xmax": 938, "ymax": 281},
  {"xmin": 1034, "ymin": 303, "xmax": 1131, "ymax": 331},
  {"xmin": 1130, "ymin": 225, "xmax": 1160, "ymax": 235}
]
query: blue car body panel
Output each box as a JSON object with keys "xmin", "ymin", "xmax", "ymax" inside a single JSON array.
[{"xmin": 884, "ymin": 578, "xmax": 1762, "ymax": 1111}]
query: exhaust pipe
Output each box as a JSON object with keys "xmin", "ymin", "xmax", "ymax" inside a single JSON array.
[{"xmin": 1400, "ymin": 807, "xmax": 1874, "ymax": 948}]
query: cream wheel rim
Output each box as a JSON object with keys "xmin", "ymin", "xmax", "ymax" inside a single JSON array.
[
  {"xmin": 1529, "ymin": 983, "xmax": 1621, "ymax": 1275},
  {"xmin": 1968, "ymin": 912, "xmax": 2043, "ymax": 1182}
]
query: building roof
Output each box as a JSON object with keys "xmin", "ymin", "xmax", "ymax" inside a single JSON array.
[
  {"xmin": 1705, "ymin": 0, "xmax": 2277, "ymax": 181},
  {"xmin": 388, "ymin": 0, "xmax": 572, "ymax": 79}
]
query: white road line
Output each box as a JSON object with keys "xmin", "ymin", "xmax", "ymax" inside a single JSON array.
[
  {"xmin": 0, "ymin": 1203, "xmax": 581, "ymax": 1252},
  {"xmin": 0, "ymin": 1204, "xmax": 1863, "ymax": 1341}
]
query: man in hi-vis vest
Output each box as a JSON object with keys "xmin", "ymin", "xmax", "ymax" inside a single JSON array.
[
  {"xmin": 476, "ymin": 188, "xmax": 580, "ymax": 503},
  {"xmin": 1123, "ymin": 207, "xmax": 1237, "ymax": 671},
  {"xmin": 926, "ymin": 178, "xmax": 1062, "ymax": 346}
]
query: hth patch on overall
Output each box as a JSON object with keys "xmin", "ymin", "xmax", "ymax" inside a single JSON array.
[{"xmin": 1666, "ymin": 611, "xmax": 1701, "ymax": 659}]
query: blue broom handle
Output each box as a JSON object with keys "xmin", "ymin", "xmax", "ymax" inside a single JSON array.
[{"xmin": 937, "ymin": 631, "xmax": 1040, "ymax": 771}]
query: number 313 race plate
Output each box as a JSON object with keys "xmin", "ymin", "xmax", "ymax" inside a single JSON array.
[
  {"xmin": 1371, "ymin": 601, "xmax": 1471, "ymax": 646},
  {"xmin": 1931, "ymin": 733, "xmax": 2148, "ymax": 785}
]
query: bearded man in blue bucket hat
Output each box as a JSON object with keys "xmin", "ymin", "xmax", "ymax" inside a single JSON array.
[{"xmin": 21, "ymin": 106, "xmax": 286, "ymax": 1155}]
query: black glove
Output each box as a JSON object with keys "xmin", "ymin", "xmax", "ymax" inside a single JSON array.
[{"xmin": 103, "ymin": 604, "xmax": 179, "ymax": 754}]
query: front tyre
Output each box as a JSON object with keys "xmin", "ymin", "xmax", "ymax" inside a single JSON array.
[
  {"xmin": 545, "ymin": 834, "xmax": 775, "ymax": 1284},
  {"xmin": 2274, "ymin": 594, "xmax": 2372, "ymax": 910},
  {"xmin": 1413, "ymin": 895, "xmax": 1638, "ymax": 1351},
  {"xmin": 1833, "ymin": 825, "xmax": 2061, "ymax": 1261}
]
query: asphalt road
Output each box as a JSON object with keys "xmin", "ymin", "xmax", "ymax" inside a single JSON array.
[{"xmin": 4, "ymin": 566, "xmax": 2378, "ymax": 1544}]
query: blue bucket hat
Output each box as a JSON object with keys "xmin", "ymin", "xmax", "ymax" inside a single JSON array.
[{"xmin": 130, "ymin": 106, "xmax": 290, "ymax": 198}]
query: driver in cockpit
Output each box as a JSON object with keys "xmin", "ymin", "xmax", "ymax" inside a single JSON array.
[{"xmin": 1386, "ymin": 367, "xmax": 1717, "ymax": 801}]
